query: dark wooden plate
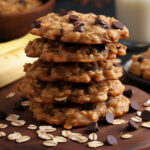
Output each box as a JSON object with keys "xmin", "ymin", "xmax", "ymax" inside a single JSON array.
[
  {"xmin": 124, "ymin": 60, "xmax": 150, "ymax": 86},
  {"xmin": 0, "ymin": 82, "xmax": 150, "ymax": 150}
]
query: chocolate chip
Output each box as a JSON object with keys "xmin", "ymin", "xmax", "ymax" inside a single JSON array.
[
  {"xmin": 106, "ymin": 135, "xmax": 118, "ymax": 145},
  {"xmin": 128, "ymin": 120, "xmax": 139, "ymax": 130},
  {"xmin": 113, "ymin": 21, "xmax": 124, "ymax": 30},
  {"xmin": 137, "ymin": 56, "xmax": 145, "ymax": 62},
  {"xmin": 95, "ymin": 17, "xmax": 109, "ymax": 29},
  {"xmin": 69, "ymin": 15, "xmax": 79, "ymax": 24},
  {"xmin": 59, "ymin": 9, "xmax": 69, "ymax": 16},
  {"xmin": 130, "ymin": 101, "xmax": 140, "ymax": 112},
  {"xmin": 105, "ymin": 112, "xmax": 114, "ymax": 124},
  {"xmin": 31, "ymin": 20, "xmax": 41, "ymax": 28},
  {"xmin": 14, "ymin": 101, "xmax": 25, "ymax": 111},
  {"xmin": 141, "ymin": 110, "xmax": 150, "ymax": 121},
  {"xmin": 123, "ymin": 89, "xmax": 133, "ymax": 98},
  {"xmin": 0, "ymin": 111, "xmax": 6, "ymax": 120},
  {"xmin": 73, "ymin": 23, "xmax": 85, "ymax": 32},
  {"xmin": 86, "ymin": 122, "xmax": 99, "ymax": 133}
]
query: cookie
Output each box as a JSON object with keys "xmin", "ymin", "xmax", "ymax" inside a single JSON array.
[
  {"xmin": 25, "ymin": 38, "xmax": 126, "ymax": 62},
  {"xmin": 24, "ymin": 60, "xmax": 123, "ymax": 83},
  {"xmin": 30, "ymin": 11, "xmax": 129, "ymax": 44},
  {"xmin": 0, "ymin": 0, "xmax": 42, "ymax": 15},
  {"xmin": 129, "ymin": 48, "xmax": 150, "ymax": 80},
  {"xmin": 17, "ymin": 76, "xmax": 125, "ymax": 104},
  {"xmin": 30, "ymin": 95, "xmax": 130, "ymax": 129}
]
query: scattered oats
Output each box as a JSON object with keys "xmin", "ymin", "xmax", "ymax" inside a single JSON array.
[
  {"xmin": 113, "ymin": 119, "xmax": 126, "ymax": 125},
  {"xmin": 54, "ymin": 136, "xmax": 67, "ymax": 143},
  {"xmin": 89, "ymin": 133, "xmax": 98, "ymax": 141},
  {"xmin": 5, "ymin": 92, "xmax": 15, "ymax": 99},
  {"xmin": 6, "ymin": 114, "xmax": 20, "ymax": 121},
  {"xmin": 141, "ymin": 122, "xmax": 150, "ymax": 128},
  {"xmin": 61, "ymin": 130, "xmax": 72, "ymax": 137},
  {"xmin": 11, "ymin": 120, "xmax": 26, "ymax": 127},
  {"xmin": 21, "ymin": 101, "xmax": 30, "ymax": 107},
  {"xmin": 88, "ymin": 141, "xmax": 104, "ymax": 148},
  {"xmin": 37, "ymin": 129, "xmax": 45, "ymax": 134},
  {"xmin": 39, "ymin": 125, "xmax": 56, "ymax": 132},
  {"xmin": 27, "ymin": 124, "xmax": 37, "ymax": 130},
  {"xmin": 145, "ymin": 107, "xmax": 150, "ymax": 111},
  {"xmin": 0, "ymin": 123, "xmax": 8, "ymax": 129},
  {"xmin": 37, "ymin": 130, "xmax": 54, "ymax": 140},
  {"xmin": 70, "ymin": 132, "xmax": 82, "ymax": 136},
  {"xmin": 143, "ymin": 99, "xmax": 150, "ymax": 107},
  {"xmin": 137, "ymin": 111, "xmax": 142, "ymax": 117},
  {"xmin": 43, "ymin": 140, "xmax": 58, "ymax": 147},
  {"xmin": 8, "ymin": 132, "xmax": 22, "ymax": 140},
  {"xmin": 54, "ymin": 97, "xmax": 67, "ymax": 102},
  {"xmin": 69, "ymin": 134, "xmax": 88, "ymax": 143},
  {"xmin": 0, "ymin": 132, "xmax": 6, "ymax": 137},
  {"xmin": 16, "ymin": 136, "xmax": 30, "ymax": 143},
  {"xmin": 121, "ymin": 134, "xmax": 133, "ymax": 139},
  {"xmin": 131, "ymin": 116, "xmax": 142, "ymax": 123}
]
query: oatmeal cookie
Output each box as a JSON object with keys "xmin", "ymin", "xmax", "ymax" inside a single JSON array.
[
  {"xmin": 30, "ymin": 95, "xmax": 130, "ymax": 129},
  {"xmin": 0, "ymin": 0, "xmax": 42, "ymax": 15},
  {"xmin": 18, "ymin": 76, "xmax": 125, "ymax": 104},
  {"xmin": 30, "ymin": 11, "xmax": 129, "ymax": 44},
  {"xmin": 25, "ymin": 38, "xmax": 126, "ymax": 62},
  {"xmin": 129, "ymin": 48, "xmax": 150, "ymax": 80},
  {"xmin": 24, "ymin": 60, "xmax": 123, "ymax": 83}
]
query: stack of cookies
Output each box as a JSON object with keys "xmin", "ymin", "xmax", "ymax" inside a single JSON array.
[{"xmin": 18, "ymin": 10, "xmax": 130, "ymax": 129}]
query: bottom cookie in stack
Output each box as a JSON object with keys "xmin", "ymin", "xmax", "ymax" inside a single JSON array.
[
  {"xmin": 30, "ymin": 95, "xmax": 130, "ymax": 129},
  {"xmin": 18, "ymin": 76, "xmax": 130, "ymax": 129}
]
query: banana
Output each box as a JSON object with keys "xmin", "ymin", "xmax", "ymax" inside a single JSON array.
[
  {"xmin": 0, "ymin": 34, "xmax": 38, "ymax": 55},
  {"xmin": 0, "ymin": 34, "xmax": 38, "ymax": 88},
  {"xmin": 0, "ymin": 47, "xmax": 37, "ymax": 88}
]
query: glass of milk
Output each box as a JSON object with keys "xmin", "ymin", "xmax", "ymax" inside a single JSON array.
[{"xmin": 115, "ymin": 0, "xmax": 150, "ymax": 48}]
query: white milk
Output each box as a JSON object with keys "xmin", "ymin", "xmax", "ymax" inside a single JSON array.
[{"xmin": 115, "ymin": 0, "xmax": 150, "ymax": 45}]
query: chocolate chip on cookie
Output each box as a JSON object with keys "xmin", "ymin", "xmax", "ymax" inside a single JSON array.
[
  {"xmin": 137, "ymin": 56, "xmax": 145, "ymax": 62},
  {"xmin": 95, "ymin": 17, "xmax": 109, "ymax": 29},
  {"xmin": 73, "ymin": 23, "xmax": 85, "ymax": 32},
  {"xmin": 60, "ymin": 9, "xmax": 69, "ymax": 16},
  {"xmin": 69, "ymin": 15, "xmax": 79, "ymax": 24},
  {"xmin": 31, "ymin": 20, "xmax": 41, "ymax": 28},
  {"xmin": 113, "ymin": 21, "xmax": 124, "ymax": 30}
]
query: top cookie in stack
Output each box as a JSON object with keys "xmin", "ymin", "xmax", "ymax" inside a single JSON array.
[{"xmin": 18, "ymin": 10, "xmax": 130, "ymax": 129}]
